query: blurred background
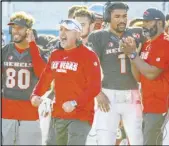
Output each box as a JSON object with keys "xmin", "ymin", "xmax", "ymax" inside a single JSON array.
[{"xmin": 2, "ymin": 1, "xmax": 169, "ymax": 43}]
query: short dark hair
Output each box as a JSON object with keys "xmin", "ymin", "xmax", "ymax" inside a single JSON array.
[{"xmin": 108, "ymin": 2, "xmax": 129, "ymax": 12}]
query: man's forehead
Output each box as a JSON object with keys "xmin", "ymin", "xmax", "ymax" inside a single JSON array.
[
  {"xmin": 75, "ymin": 16, "xmax": 90, "ymax": 21},
  {"xmin": 75, "ymin": 18, "xmax": 89, "ymax": 25},
  {"xmin": 111, "ymin": 9, "xmax": 127, "ymax": 15},
  {"xmin": 60, "ymin": 25, "xmax": 69, "ymax": 30},
  {"xmin": 60, "ymin": 26, "xmax": 77, "ymax": 32},
  {"xmin": 143, "ymin": 20, "xmax": 156, "ymax": 24}
]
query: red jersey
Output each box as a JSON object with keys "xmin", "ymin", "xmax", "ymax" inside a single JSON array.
[
  {"xmin": 31, "ymin": 45, "xmax": 101, "ymax": 124},
  {"xmin": 2, "ymin": 42, "xmax": 46, "ymax": 120},
  {"xmin": 140, "ymin": 33, "xmax": 169, "ymax": 113}
]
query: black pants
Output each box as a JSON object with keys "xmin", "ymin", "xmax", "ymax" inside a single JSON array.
[{"xmin": 143, "ymin": 113, "xmax": 165, "ymax": 145}]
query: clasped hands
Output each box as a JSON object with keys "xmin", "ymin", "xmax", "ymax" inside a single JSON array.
[{"xmin": 119, "ymin": 36, "xmax": 142, "ymax": 56}]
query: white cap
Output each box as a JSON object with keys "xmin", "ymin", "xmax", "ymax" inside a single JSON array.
[{"xmin": 60, "ymin": 19, "xmax": 82, "ymax": 32}]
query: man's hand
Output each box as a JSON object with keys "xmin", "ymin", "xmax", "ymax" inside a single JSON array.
[
  {"xmin": 96, "ymin": 91, "xmax": 111, "ymax": 112},
  {"xmin": 38, "ymin": 94, "xmax": 54, "ymax": 117},
  {"xmin": 31, "ymin": 95, "xmax": 42, "ymax": 107},
  {"xmin": 62, "ymin": 101, "xmax": 76, "ymax": 113},
  {"xmin": 38, "ymin": 99, "xmax": 53, "ymax": 117},
  {"xmin": 136, "ymin": 43, "xmax": 143, "ymax": 54},
  {"xmin": 120, "ymin": 36, "xmax": 137, "ymax": 55},
  {"xmin": 164, "ymin": 34, "xmax": 169, "ymax": 41},
  {"xmin": 26, "ymin": 29, "xmax": 35, "ymax": 43}
]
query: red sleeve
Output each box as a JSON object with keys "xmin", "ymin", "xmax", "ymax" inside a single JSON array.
[
  {"xmin": 29, "ymin": 41, "xmax": 47, "ymax": 78},
  {"xmin": 149, "ymin": 41, "xmax": 169, "ymax": 70},
  {"xmin": 76, "ymin": 51, "xmax": 101, "ymax": 108},
  {"xmin": 31, "ymin": 55, "xmax": 53, "ymax": 99}
]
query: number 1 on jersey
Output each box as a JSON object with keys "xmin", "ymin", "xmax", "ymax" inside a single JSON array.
[{"xmin": 118, "ymin": 54, "xmax": 126, "ymax": 74}]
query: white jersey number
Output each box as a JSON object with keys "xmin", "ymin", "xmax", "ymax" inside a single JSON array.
[
  {"xmin": 6, "ymin": 68, "xmax": 30, "ymax": 89},
  {"xmin": 118, "ymin": 54, "xmax": 126, "ymax": 74}
]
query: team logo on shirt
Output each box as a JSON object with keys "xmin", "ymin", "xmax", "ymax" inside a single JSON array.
[
  {"xmin": 156, "ymin": 57, "xmax": 160, "ymax": 62},
  {"xmin": 8, "ymin": 56, "xmax": 13, "ymax": 60},
  {"xmin": 144, "ymin": 11, "xmax": 150, "ymax": 16},
  {"xmin": 93, "ymin": 62, "xmax": 98, "ymax": 66},
  {"xmin": 132, "ymin": 33, "xmax": 140, "ymax": 39},
  {"xmin": 108, "ymin": 42, "xmax": 114, "ymax": 47},
  {"xmin": 51, "ymin": 61, "xmax": 78, "ymax": 73}
]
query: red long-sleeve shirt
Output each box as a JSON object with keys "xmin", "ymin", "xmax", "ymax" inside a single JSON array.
[
  {"xmin": 140, "ymin": 33, "xmax": 169, "ymax": 113},
  {"xmin": 29, "ymin": 41, "xmax": 47, "ymax": 77},
  {"xmin": 2, "ymin": 41, "xmax": 47, "ymax": 120},
  {"xmin": 31, "ymin": 45, "xmax": 101, "ymax": 124}
]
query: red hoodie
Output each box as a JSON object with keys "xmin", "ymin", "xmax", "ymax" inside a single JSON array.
[{"xmin": 31, "ymin": 45, "xmax": 101, "ymax": 124}]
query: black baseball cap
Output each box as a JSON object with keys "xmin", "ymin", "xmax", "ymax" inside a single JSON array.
[
  {"xmin": 138, "ymin": 8, "xmax": 165, "ymax": 21},
  {"xmin": 8, "ymin": 18, "xmax": 32, "ymax": 28}
]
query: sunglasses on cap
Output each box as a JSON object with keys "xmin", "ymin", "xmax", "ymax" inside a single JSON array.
[{"xmin": 59, "ymin": 19, "xmax": 82, "ymax": 32}]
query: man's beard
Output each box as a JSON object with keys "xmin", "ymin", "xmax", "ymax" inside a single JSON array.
[
  {"xmin": 143, "ymin": 23, "xmax": 158, "ymax": 39},
  {"xmin": 115, "ymin": 23, "xmax": 127, "ymax": 33},
  {"xmin": 13, "ymin": 34, "xmax": 27, "ymax": 43}
]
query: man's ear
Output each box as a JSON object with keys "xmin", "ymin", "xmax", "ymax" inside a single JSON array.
[
  {"xmin": 89, "ymin": 22, "xmax": 95, "ymax": 32},
  {"xmin": 157, "ymin": 20, "xmax": 163, "ymax": 28}
]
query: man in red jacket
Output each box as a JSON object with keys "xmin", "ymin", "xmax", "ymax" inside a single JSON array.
[{"xmin": 31, "ymin": 19, "xmax": 101, "ymax": 145}]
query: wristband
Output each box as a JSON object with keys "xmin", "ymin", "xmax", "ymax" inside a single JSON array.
[
  {"xmin": 70, "ymin": 100, "xmax": 77, "ymax": 107},
  {"xmin": 129, "ymin": 52, "xmax": 137, "ymax": 60}
]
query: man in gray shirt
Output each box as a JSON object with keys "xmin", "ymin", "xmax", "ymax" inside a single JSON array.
[{"xmin": 88, "ymin": 2, "xmax": 144, "ymax": 145}]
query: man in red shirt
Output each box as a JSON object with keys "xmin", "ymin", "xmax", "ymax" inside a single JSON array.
[
  {"xmin": 31, "ymin": 19, "xmax": 101, "ymax": 145},
  {"xmin": 162, "ymin": 13, "xmax": 169, "ymax": 146},
  {"xmin": 121, "ymin": 8, "xmax": 169, "ymax": 145}
]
